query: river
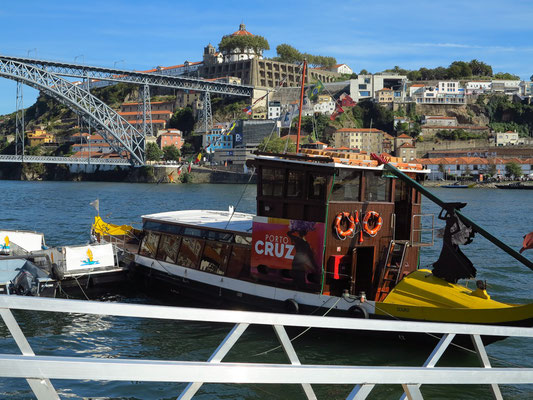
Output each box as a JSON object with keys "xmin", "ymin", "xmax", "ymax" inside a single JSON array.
[{"xmin": 0, "ymin": 180, "xmax": 532, "ymax": 399}]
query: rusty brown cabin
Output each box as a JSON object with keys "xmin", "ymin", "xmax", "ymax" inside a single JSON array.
[{"xmin": 248, "ymin": 151, "xmax": 426, "ymax": 302}]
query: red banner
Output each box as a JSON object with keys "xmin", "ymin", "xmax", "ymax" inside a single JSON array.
[{"xmin": 251, "ymin": 217, "xmax": 325, "ymax": 273}]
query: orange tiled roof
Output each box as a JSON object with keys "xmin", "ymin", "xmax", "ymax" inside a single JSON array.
[
  {"xmin": 119, "ymin": 111, "xmax": 172, "ymax": 116},
  {"xmin": 397, "ymin": 134, "xmax": 412, "ymax": 139}
]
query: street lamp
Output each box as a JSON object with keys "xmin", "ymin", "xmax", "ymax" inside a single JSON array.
[
  {"xmin": 113, "ymin": 59, "xmax": 125, "ymax": 68},
  {"xmin": 74, "ymin": 54, "xmax": 84, "ymax": 64},
  {"xmin": 27, "ymin": 48, "xmax": 37, "ymax": 58}
]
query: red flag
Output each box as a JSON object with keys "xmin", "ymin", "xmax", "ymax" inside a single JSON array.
[
  {"xmin": 194, "ymin": 152, "xmax": 202, "ymax": 164},
  {"xmin": 177, "ymin": 167, "xmax": 182, "ymax": 176},
  {"xmin": 339, "ymin": 93, "xmax": 356, "ymax": 107},
  {"xmin": 188, "ymin": 162, "xmax": 192, "ymax": 173},
  {"xmin": 330, "ymin": 105, "xmax": 344, "ymax": 121},
  {"xmin": 520, "ymin": 232, "xmax": 533, "ymax": 253}
]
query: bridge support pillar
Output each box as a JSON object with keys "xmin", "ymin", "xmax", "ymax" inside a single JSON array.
[{"xmin": 15, "ymin": 81, "xmax": 24, "ymax": 158}]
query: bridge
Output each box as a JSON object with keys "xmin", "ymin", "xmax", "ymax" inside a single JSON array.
[{"xmin": 0, "ymin": 55, "xmax": 255, "ymax": 166}]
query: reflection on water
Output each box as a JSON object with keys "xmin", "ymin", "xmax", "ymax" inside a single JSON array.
[{"xmin": 0, "ymin": 181, "xmax": 531, "ymax": 399}]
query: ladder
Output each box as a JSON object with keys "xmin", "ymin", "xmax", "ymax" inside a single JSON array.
[{"xmin": 375, "ymin": 240, "xmax": 408, "ymax": 302}]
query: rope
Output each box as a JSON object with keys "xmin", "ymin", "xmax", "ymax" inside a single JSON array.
[
  {"xmin": 251, "ymin": 296, "xmax": 341, "ymax": 358},
  {"xmin": 372, "ymin": 302, "xmax": 527, "ymax": 368}
]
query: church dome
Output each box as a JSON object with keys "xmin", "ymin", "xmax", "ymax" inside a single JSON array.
[{"xmin": 231, "ymin": 23, "xmax": 253, "ymax": 37}]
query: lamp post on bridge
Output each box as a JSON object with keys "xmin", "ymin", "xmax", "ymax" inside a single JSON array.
[
  {"xmin": 113, "ymin": 60, "xmax": 125, "ymax": 69},
  {"xmin": 74, "ymin": 55, "xmax": 84, "ymax": 64},
  {"xmin": 27, "ymin": 48, "xmax": 37, "ymax": 58}
]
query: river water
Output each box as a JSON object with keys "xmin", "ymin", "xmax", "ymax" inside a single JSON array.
[{"xmin": 0, "ymin": 180, "xmax": 532, "ymax": 399}]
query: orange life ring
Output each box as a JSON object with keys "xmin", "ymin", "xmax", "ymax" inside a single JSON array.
[
  {"xmin": 362, "ymin": 211, "xmax": 383, "ymax": 237},
  {"xmin": 334, "ymin": 212, "xmax": 356, "ymax": 238}
]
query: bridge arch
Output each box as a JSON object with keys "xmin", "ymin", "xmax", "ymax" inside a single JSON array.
[{"xmin": 0, "ymin": 59, "xmax": 145, "ymax": 165}]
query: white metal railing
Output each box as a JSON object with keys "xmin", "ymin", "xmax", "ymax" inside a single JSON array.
[{"xmin": 0, "ymin": 295, "xmax": 532, "ymax": 400}]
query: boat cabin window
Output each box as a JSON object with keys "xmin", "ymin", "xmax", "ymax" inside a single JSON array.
[
  {"xmin": 235, "ymin": 234, "xmax": 252, "ymax": 245},
  {"xmin": 156, "ymin": 234, "xmax": 181, "ymax": 263},
  {"xmin": 226, "ymin": 246, "xmax": 251, "ymax": 278},
  {"xmin": 143, "ymin": 220, "xmax": 183, "ymax": 235},
  {"xmin": 262, "ymin": 168, "xmax": 284, "ymax": 197},
  {"xmin": 139, "ymin": 231, "xmax": 161, "ymax": 258},
  {"xmin": 287, "ymin": 170, "xmax": 305, "ymax": 197},
  {"xmin": 332, "ymin": 169, "xmax": 361, "ymax": 201},
  {"xmin": 200, "ymin": 242, "xmax": 229, "ymax": 275},
  {"xmin": 183, "ymin": 227, "xmax": 203, "ymax": 238},
  {"xmin": 206, "ymin": 230, "xmax": 234, "ymax": 243},
  {"xmin": 364, "ymin": 171, "xmax": 391, "ymax": 202},
  {"xmin": 308, "ymin": 174, "xmax": 327, "ymax": 200},
  {"xmin": 176, "ymin": 237, "xmax": 203, "ymax": 269}
]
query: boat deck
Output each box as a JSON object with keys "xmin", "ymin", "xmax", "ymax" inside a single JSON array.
[{"xmin": 142, "ymin": 209, "xmax": 254, "ymax": 233}]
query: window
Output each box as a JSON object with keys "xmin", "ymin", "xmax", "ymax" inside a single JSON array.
[
  {"xmin": 308, "ymin": 174, "xmax": 327, "ymax": 200},
  {"xmin": 262, "ymin": 168, "xmax": 284, "ymax": 197},
  {"xmin": 287, "ymin": 170, "xmax": 305, "ymax": 197},
  {"xmin": 156, "ymin": 234, "xmax": 181, "ymax": 263},
  {"xmin": 359, "ymin": 91, "xmax": 370, "ymax": 97},
  {"xmin": 176, "ymin": 237, "xmax": 203, "ymax": 269},
  {"xmin": 364, "ymin": 78, "xmax": 371, "ymax": 84},
  {"xmin": 200, "ymin": 242, "xmax": 229, "ymax": 275},
  {"xmin": 139, "ymin": 231, "xmax": 161, "ymax": 258},
  {"xmin": 332, "ymin": 169, "xmax": 361, "ymax": 201},
  {"xmin": 358, "ymin": 84, "xmax": 367, "ymax": 89},
  {"xmin": 364, "ymin": 172, "xmax": 391, "ymax": 202}
]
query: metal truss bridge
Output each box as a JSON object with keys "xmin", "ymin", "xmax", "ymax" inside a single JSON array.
[
  {"xmin": 0, "ymin": 54, "xmax": 254, "ymax": 166},
  {"xmin": 0, "ymin": 55, "xmax": 254, "ymax": 97},
  {"xmin": 0, "ymin": 155, "xmax": 131, "ymax": 166}
]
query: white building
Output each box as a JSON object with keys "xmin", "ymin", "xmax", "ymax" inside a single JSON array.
[
  {"xmin": 422, "ymin": 116, "xmax": 458, "ymax": 127},
  {"xmin": 496, "ymin": 131, "xmax": 520, "ymax": 146},
  {"xmin": 326, "ymin": 64, "xmax": 353, "ymax": 75},
  {"xmin": 412, "ymin": 82, "xmax": 465, "ymax": 104},
  {"xmin": 268, "ymin": 101, "xmax": 281, "ymax": 119},
  {"xmin": 491, "ymin": 80, "xmax": 521, "ymax": 95},
  {"xmin": 348, "ymin": 74, "xmax": 408, "ymax": 102},
  {"xmin": 465, "ymin": 81, "xmax": 492, "ymax": 95}
]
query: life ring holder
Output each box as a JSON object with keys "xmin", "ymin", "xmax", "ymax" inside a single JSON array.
[
  {"xmin": 362, "ymin": 211, "xmax": 383, "ymax": 237},
  {"xmin": 334, "ymin": 212, "xmax": 356, "ymax": 240}
]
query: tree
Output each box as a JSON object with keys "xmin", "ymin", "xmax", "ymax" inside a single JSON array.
[
  {"xmin": 275, "ymin": 44, "xmax": 301, "ymax": 63},
  {"xmin": 163, "ymin": 145, "xmax": 181, "ymax": 161},
  {"xmin": 487, "ymin": 163, "xmax": 497, "ymax": 177},
  {"xmin": 494, "ymin": 72, "xmax": 520, "ymax": 80},
  {"xmin": 146, "ymin": 142, "xmax": 163, "ymax": 161},
  {"xmin": 505, "ymin": 161, "xmax": 522, "ymax": 178},
  {"xmin": 169, "ymin": 107, "xmax": 195, "ymax": 135},
  {"xmin": 218, "ymin": 35, "xmax": 270, "ymax": 55}
]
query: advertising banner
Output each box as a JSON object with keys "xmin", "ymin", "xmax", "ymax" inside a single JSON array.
[
  {"xmin": 64, "ymin": 243, "xmax": 115, "ymax": 271},
  {"xmin": 251, "ymin": 216, "xmax": 325, "ymax": 273}
]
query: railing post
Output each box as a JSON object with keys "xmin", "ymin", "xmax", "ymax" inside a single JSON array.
[
  {"xmin": 471, "ymin": 334, "xmax": 503, "ymax": 400},
  {"xmin": 0, "ymin": 309, "xmax": 60, "ymax": 400}
]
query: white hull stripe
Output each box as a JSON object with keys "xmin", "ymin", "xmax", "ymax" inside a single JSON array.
[{"xmin": 135, "ymin": 255, "xmax": 375, "ymax": 314}]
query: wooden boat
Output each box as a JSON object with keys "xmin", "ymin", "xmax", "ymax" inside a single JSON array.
[
  {"xmin": 94, "ymin": 151, "xmax": 533, "ymax": 328},
  {"xmin": 495, "ymin": 182, "xmax": 533, "ymax": 190}
]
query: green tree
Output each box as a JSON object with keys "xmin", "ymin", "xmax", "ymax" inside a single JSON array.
[
  {"xmin": 275, "ymin": 44, "xmax": 301, "ymax": 63},
  {"xmin": 505, "ymin": 161, "xmax": 522, "ymax": 178},
  {"xmin": 494, "ymin": 72, "xmax": 520, "ymax": 80},
  {"xmin": 487, "ymin": 163, "xmax": 497, "ymax": 176},
  {"xmin": 162, "ymin": 145, "xmax": 181, "ymax": 161},
  {"xmin": 146, "ymin": 142, "xmax": 163, "ymax": 161},
  {"xmin": 169, "ymin": 107, "xmax": 195, "ymax": 136},
  {"xmin": 218, "ymin": 35, "xmax": 270, "ymax": 55}
]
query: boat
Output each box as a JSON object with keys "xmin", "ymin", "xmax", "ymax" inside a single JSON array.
[
  {"xmin": 93, "ymin": 151, "xmax": 533, "ymax": 328},
  {"xmin": 0, "ymin": 257, "xmax": 56, "ymax": 297},
  {"xmin": 440, "ymin": 182, "xmax": 469, "ymax": 188},
  {"xmin": 93, "ymin": 60, "xmax": 533, "ymax": 330},
  {"xmin": 495, "ymin": 182, "xmax": 533, "ymax": 190}
]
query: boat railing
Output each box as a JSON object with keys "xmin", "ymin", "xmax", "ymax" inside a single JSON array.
[
  {"xmin": 410, "ymin": 213, "xmax": 435, "ymax": 247},
  {"xmin": 0, "ymin": 295, "xmax": 531, "ymax": 400}
]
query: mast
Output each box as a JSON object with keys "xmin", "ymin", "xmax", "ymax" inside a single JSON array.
[{"xmin": 296, "ymin": 60, "xmax": 307, "ymax": 153}]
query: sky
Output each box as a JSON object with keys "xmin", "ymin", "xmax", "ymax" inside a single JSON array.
[{"xmin": 1, "ymin": 0, "xmax": 532, "ymax": 115}]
